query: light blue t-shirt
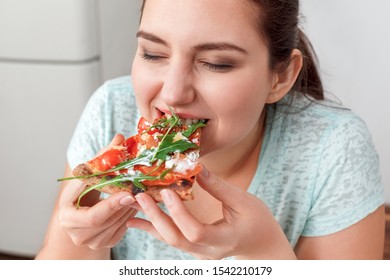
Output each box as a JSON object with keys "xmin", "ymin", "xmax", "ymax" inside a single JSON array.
[{"xmin": 67, "ymin": 76, "xmax": 384, "ymax": 259}]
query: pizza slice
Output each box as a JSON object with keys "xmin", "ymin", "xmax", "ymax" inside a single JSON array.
[{"xmin": 59, "ymin": 111, "xmax": 206, "ymax": 207}]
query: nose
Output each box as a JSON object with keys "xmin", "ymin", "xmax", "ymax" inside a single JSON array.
[{"xmin": 160, "ymin": 62, "xmax": 195, "ymax": 107}]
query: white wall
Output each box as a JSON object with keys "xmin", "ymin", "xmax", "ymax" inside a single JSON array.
[
  {"xmin": 97, "ymin": 0, "xmax": 141, "ymax": 80},
  {"xmin": 301, "ymin": 0, "xmax": 390, "ymax": 203}
]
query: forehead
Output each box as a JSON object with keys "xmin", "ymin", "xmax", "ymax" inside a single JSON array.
[{"xmin": 140, "ymin": 0, "xmax": 261, "ymax": 46}]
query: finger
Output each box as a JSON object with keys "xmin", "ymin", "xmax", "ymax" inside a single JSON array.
[
  {"xmin": 196, "ymin": 166, "xmax": 247, "ymax": 210},
  {"xmin": 85, "ymin": 192, "xmax": 136, "ymax": 227},
  {"xmin": 161, "ymin": 189, "xmax": 232, "ymax": 248},
  {"xmin": 85, "ymin": 207, "xmax": 136, "ymax": 250},
  {"xmin": 126, "ymin": 218, "xmax": 165, "ymax": 242},
  {"xmin": 94, "ymin": 134, "xmax": 126, "ymax": 157},
  {"xmin": 62, "ymin": 192, "xmax": 136, "ymax": 228},
  {"xmin": 108, "ymin": 133, "xmax": 125, "ymax": 146},
  {"xmin": 135, "ymin": 193, "xmax": 187, "ymax": 248},
  {"xmin": 59, "ymin": 179, "xmax": 87, "ymax": 208},
  {"xmin": 160, "ymin": 189, "xmax": 211, "ymax": 244},
  {"xmin": 67, "ymin": 207, "xmax": 137, "ymax": 248}
]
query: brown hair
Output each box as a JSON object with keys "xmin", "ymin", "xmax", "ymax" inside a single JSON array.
[
  {"xmin": 140, "ymin": 0, "xmax": 324, "ymax": 100},
  {"xmin": 248, "ymin": 0, "xmax": 323, "ymax": 100}
]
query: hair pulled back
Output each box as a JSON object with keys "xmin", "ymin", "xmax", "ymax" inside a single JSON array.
[
  {"xmin": 249, "ymin": 0, "xmax": 323, "ymax": 100},
  {"xmin": 140, "ymin": 0, "xmax": 324, "ymax": 100}
]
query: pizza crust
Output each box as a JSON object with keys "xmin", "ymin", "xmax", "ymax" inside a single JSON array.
[{"xmin": 73, "ymin": 163, "xmax": 194, "ymax": 202}]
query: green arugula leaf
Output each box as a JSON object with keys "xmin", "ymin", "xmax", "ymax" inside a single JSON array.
[
  {"xmin": 182, "ymin": 121, "xmax": 207, "ymax": 138},
  {"xmin": 75, "ymin": 173, "xmax": 161, "ymax": 208},
  {"xmin": 132, "ymin": 179, "xmax": 147, "ymax": 192},
  {"xmin": 62, "ymin": 108, "xmax": 207, "ymax": 208},
  {"xmin": 155, "ymin": 138, "xmax": 198, "ymax": 160},
  {"xmin": 111, "ymin": 149, "xmax": 155, "ymax": 171},
  {"xmin": 58, "ymin": 149, "xmax": 156, "ymax": 182},
  {"xmin": 76, "ymin": 175, "xmax": 129, "ymax": 208}
]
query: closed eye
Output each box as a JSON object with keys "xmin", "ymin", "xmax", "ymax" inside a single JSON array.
[
  {"xmin": 202, "ymin": 62, "xmax": 234, "ymax": 72},
  {"xmin": 140, "ymin": 53, "xmax": 166, "ymax": 62}
]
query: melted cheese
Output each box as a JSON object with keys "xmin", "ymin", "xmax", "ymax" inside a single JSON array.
[{"xmin": 165, "ymin": 151, "xmax": 199, "ymax": 174}]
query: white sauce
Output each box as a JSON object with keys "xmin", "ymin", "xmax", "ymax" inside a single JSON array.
[{"xmin": 165, "ymin": 151, "xmax": 199, "ymax": 174}]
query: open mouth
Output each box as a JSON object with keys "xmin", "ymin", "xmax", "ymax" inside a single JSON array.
[{"xmin": 155, "ymin": 107, "xmax": 209, "ymax": 125}]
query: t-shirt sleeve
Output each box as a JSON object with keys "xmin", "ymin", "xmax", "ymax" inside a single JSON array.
[
  {"xmin": 302, "ymin": 113, "xmax": 384, "ymax": 236},
  {"xmin": 66, "ymin": 83, "xmax": 109, "ymax": 169}
]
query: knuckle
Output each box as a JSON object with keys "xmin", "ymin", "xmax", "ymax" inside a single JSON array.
[
  {"xmin": 166, "ymin": 203, "xmax": 182, "ymax": 216},
  {"xmin": 225, "ymin": 241, "xmax": 238, "ymax": 255},
  {"xmin": 107, "ymin": 198, "xmax": 121, "ymax": 212},
  {"xmin": 144, "ymin": 207, "xmax": 160, "ymax": 222},
  {"xmin": 87, "ymin": 212, "xmax": 104, "ymax": 227},
  {"xmin": 186, "ymin": 226, "xmax": 206, "ymax": 244},
  {"xmin": 58, "ymin": 210, "xmax": 72, "ymax": 231},
  {"xmin": 210, "ymin": 253, "xmax": 224, "ymax": 260},
  {"xmin": 88, "ymin": 243, "xmax": 101, "ymax": 251},
  {"xmin": 210, "ymin": 174, "xmax": 225, "ymax": 191},
  {"xmin": 105, "ymin": 241, "xmax": 117, "ymax": 249},
  {"xmin": 70, "ymin": 235, "xmax": 85, "ymax": 247},
  {"xmin": 87, "ymin": 200, "xmax": 121, "ymax": 227},
  {"xmin": 166, "ymin": 236, "xmax": 182, "ymax": 248},
  {"xmin": 208, "ymin": 247, "xmax": 227, "ymax": 260}
]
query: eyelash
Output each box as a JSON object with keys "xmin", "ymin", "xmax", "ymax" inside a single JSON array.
[
  {"xmin": 201, "ymin": 62, "xmax": 233, "ymax": 72},
  {"xmin": 140, "ymin": 53, "xmax": 164, "ymax": 61},
  {"xmin": 140, "ymin": 52, "xmax": 234, "ymax": 72}
]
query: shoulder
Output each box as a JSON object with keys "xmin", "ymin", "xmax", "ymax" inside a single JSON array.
[
  {"xmin": 67, "ymin": 76, "xmax": 140, "ymax": 168},
  {"xmin": 272, "ymin": 95, "xmax": 371, "ymax": 147},
  {"xmin": 102, "ymin": 75, "xmax": 134, "ymax": 94},
  {"xmin": 82, "ymin": 76, "xmax": 135, "ymax": 116},
  {"xmin": 260, "ymin": 95, "xmax": 383, "ymax": 239},
  {"xmin": 295, "ymin": 97, "xmax": 376, "ymax": 160},
  {"xmin": 271, "ymin": 95, "xmax": 379, "ymax": 183},
  {"xmin": 90, "ymin": 75, "xmax": 139, "ymax": 135},
  {"xmin": 92, "ymin": 76, "xmax": 135, "ymax": 103}
]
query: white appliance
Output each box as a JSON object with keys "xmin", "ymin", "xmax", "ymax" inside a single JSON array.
[{"xmin": 0, "ymin": 0, "xmax": 141, "ymax": 257}]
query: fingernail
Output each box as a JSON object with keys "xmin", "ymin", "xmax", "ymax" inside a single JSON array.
[
  {"xmin": 161, "ymin": 189, "xmax": 173, "ymax": 206},
  {"xmin": 135, "ymin": 194, "xmax": 146, "ymax": 208},
  {"xmin": 119, "ymin": 195, "xmax": 135, "ymax": 206}
]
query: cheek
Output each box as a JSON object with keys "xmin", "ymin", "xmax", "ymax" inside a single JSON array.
[
  {"xmin": 131, "ymin": 59, "xmax": 160, "ymax": 119},
  {"xmin": 201, "ymin": 77, "xmax": 270, "ymax": 153},
  {"xmin": 206, "ymin": 72, "xmax": 271, "ymax": 121}
]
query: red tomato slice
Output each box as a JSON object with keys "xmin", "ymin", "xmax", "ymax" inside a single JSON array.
[
  {"xmin": 89, "ymin": 116, "xmax": 202, "ymax": 181},
  {"xmin": 89, "ymin": 148, "xmax": 127, "ymax": 172},
  {"xmin": 122, "ymin": 135, "xmax": 139, "ymax": 158},
  {"xmin": 134, "ymin": 158, "xmax": 202, "ymax": 186},
  {"xmin": 137, "ymin": 117, "xmax": 158, "ymax": 135}
]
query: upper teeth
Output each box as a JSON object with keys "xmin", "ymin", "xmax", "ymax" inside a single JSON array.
[
  {"xmin": 164, "ymin": 112, "xmax": 204, "ymax": 125},
  {"xmin": 185, "ymin": 118, "xmax": 199, "ymax": 125}
]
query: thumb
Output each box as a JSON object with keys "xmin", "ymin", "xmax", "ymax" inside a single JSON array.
[
  {"xmin": 96, "ymin": 134, "xmax": 126, "ymax": 156},
  {"xmin": 196, "ymin": 166, "xmax": 245, "ymax": 208},
  {"xmin": 109, "ymin": 134, "xmax": 126, "ymax": 147}
]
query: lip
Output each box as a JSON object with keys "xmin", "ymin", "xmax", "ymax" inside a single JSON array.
[{"xmin": 158, "ymin": 107, "xmax": 206, "ymax": 120}]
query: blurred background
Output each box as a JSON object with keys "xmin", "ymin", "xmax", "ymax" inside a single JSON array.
[{"xmin": 0, "ymin": 0, "xmax": 388, "ymax": 258}]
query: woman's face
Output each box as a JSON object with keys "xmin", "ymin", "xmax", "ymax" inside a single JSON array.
[{"xmin": 132, "ymin": 0, "xmax": 276, "ymax": 156}]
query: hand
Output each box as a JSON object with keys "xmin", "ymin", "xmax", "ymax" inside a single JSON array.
[
  {"xmin": 57, "ymin": 134, "xmax": 138, "ymax": 250},
  {"xmin": 58, "ymin": 181, "xmax": 137, "ymax": 250},
  {"xmin": 127, "ymin": 167, "xmax": 295, "ymax": 259}
]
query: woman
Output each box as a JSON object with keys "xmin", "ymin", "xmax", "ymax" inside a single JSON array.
[{"xmin": 36, "ymin": 0, "xmax": 385, "ymax": 259}]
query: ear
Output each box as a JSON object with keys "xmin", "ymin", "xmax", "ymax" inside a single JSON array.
[{"xmin": 266, "ymin": 49, "xmax": 303, "ymax": 104}]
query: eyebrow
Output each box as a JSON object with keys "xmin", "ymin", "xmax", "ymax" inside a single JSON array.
[
  {"xmin": 137, "ymin": 31, "xmax": 168, "ymax": 46},
  {"xmin": 136, "ymin": 30, "xmax": 247, "ymax": 54},
  {"xmin": 193, "ymin": 42, "xmax": 247, "ymax": 54}
]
